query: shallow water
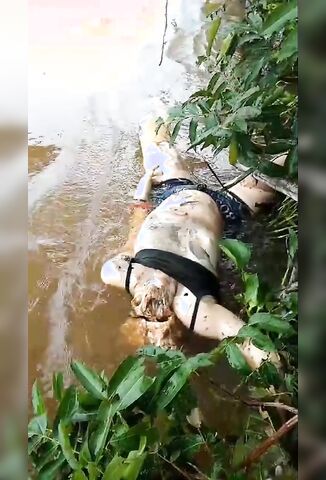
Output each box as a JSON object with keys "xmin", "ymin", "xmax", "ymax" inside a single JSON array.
[
  {"xmin": 28, "ymin": 0, "xmax": 212, "ymax": 394},
  {"xmin": 28, "ymin": 0, "xmax": 285, "ymax": 401}
]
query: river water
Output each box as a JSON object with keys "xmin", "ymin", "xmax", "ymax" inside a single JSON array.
[
  {"xmin": 28, "ymin": 0, "xmax": 280, "ymax": 401},
  {"xmin": 28, "ymin": 0, "xmax": 214, "ymax": 394}
]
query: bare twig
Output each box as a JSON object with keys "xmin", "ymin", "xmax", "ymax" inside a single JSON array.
[
  {"xmin": 239, "ymin": 414, "xmax": 298, "ymax": 471},
  {"xmin": 210, "ymin": 380, "xmax": 298, "ymax": 415},
  {"xmin": 244, "ymin": 400, "xmax": 298, "ymax": 415},
  {"xmin": 157, "ymin": 453, "xmax": 194, "ymax": 480},
  {"xmin": 159, "ymin": 0, "xmax": 169, "ymax": 66}
]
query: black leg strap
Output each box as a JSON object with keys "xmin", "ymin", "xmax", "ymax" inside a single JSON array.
[
  {"xmin": 125, "ymin": 259, "xmax": 135, "ymax": 294},
  {"xmin": 189, "ymin": 297, "xmax": 200, "ymax": 332}
]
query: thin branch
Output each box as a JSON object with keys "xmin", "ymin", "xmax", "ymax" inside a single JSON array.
[
  {"xmin": 157, "ymin": 453, "xmax": 194, "ymax": 480},
  {"xmin": 244, "ymin": 400, "xmax": 298, "ymax": 415},
  {"xmin": 210, "ymin": 380, "xmax": 298, "ymax": 415},
  {"xmin": 239, "ymin": 414, "xmax": 298, "ymax": 472},
  {"xmin": 159, "ymin": 0, "xmax": 169, "ymax": 66}
]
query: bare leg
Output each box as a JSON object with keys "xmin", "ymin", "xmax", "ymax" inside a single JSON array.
[{"xmin": 229, "ymin": 155, "xmax": 286, "ymax": 214}]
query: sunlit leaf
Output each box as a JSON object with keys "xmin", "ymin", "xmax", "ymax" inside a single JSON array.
[
  {"xmin": 219, "ymin": 239, "xmax": 251, "ymax": 270},
  {"xmin": 229, "ymin": 134, "xmax": 238, "ymax": 165},
  {"xmin": 237, "ymin": 325, "xmax": 276, "ymax": 352},
  {"xmin": 226, "ymin": 343, "xmax": 251, "ymax": 375},
  {"xmin": 32, "ymin": 381, "xmax": 46, "ymax": 416},
  {"xmin": 189, "ymin": 119, "xmax": 198, "ymax": 145},
  {"xmin": 288, "ymin": 228, "xmax": 298, "ymax": 260},
  {"xmin": 28, "ymin": 414, "xmax": 47, "ymax": 437},
  {"xmin": 53, "ymin": 385, "xmax": 79, "ymax": 432},
  {"xmin": 262, "ymin": 1, "xmax": 298, "ymax": 37},
  {"xmin": 71, "ymin": 362, "xmax": 107, "ymax": 400},
  {"xmin": 218, "ymin": 33, "xmax": 234, "ymax": 58},
  {"xmin": 103, "ymin": 455, "xmax": 126, "ymax": 480},
  {"xmin": 169, "ymin": 120, "xmax": 182, "ymax": 146},
  {"xmin": 38, "ymin": 454, "xmax": 66, "ymax": 480},
  {"xmin": 52, "ymin": 372, "xmax": 64, "ymax": 402},
  {"xmin": 58, "ymin": 422, "xmax": 79, "ymax": 470},
  {"xmin": 207, "ymin": 17, "xmax": 221, "ymax": 56},
  {"xmin": 277, "ymin": 26, "xmax": 298, "ymax": 61},
  {"xmin": 72, "ymin": 470, "xmax": 88, "ymax": 480},
  {"xmin": 249, "ymin": 312, "xmax": 294, "ymax": 335},
  {"xmin": 243, "ymin": 273, "xmax": 259, "ymax": 311},
  {"xmin": 92, "ymin": 401, "xmax": 118, "ymax": 460}
]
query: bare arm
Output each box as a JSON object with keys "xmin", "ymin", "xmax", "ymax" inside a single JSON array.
[{"xmin": 173, "ymin": 288, "xmax": 279, "ymax": 370}]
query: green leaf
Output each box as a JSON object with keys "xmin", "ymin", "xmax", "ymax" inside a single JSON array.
[
  {"xmin": 285, "ymin": 145, "xmax": 298, "ymax": 178},
  {"xmin": 207, "ymin": 17, "xmax": 221, "ymax": 56},
  {"xmin": 107, "ymin": 356, "xmax": 143, "ymax": 398},
  {"xmin": 204, "ymin": 1, "xmax": 223, "ymax": 16},
  {"xmin": 249, "ymin": 313, "xmax": 294, "ymax": 334},
  {"xmin": 189, "ymin": 119, "xmax": 198, "ymax": 145},
  {"xmin": 36, "ymin": 443, "xmax": 60, "ymax": 472},
  {"xmin": 72, "ymin": 471, "xmax": 88, "ymax": 480},
  {"xmin": 237, "ymin": 325, "xmax": 276, "ymax": 352},
  {"xmin": 219, "ymin": 239, "xmax": 251, "ymax": 270},
  {"xmin": 58, "ymin": 421, "xmax": 79, "ymax": 470},
  {"xmin": 226, "ymin": 343, "xmax": 251, "ymax": 375},
  {"xmin": 243, "ymin": 273, "xmax": 259, "ymax": 311},
  {"xmin": 79, "ymin": 429, "xmax": 92, "ymax": 467},
  {"xmin": 53, "ymin": 385, "xmax": 79, "ymax": 432},
  {"xmin": 288, "ymin": 228, "xmax": 298, "ymax": 259},
  {"xmin": 28, "ymin": 413, "xmax": 47, "ymax": 437},
  {"xmin": 169, "ymin": 120, "xmax": 182, "ymax": 146},
  {"xmin": 186, "ymin": 352, "xmax": 213, "ymax": 370},
  {"xmin": 262, "ymin": 1, "xmax": 298, "ymax": 37},
  {"xmin": 116, "ymin": 372, "xmax": 154, "ymax": 411},
  {"xmin": 103, "ymin": 455, "xmax": 126, "ymax": 480},
  {"xmin": 229, "ymin": 134, "xmax": 238, "ymax": 165},
  {"xmin": 157, "ymin": 362, "xmax": 192, "ymax": 410},
  {"xmin": 52, "ymin": 372, "xmax": 64, "ymax": 402},
  {"xmin": 124, "ymin": 452, "xmax": 147, "ymax": 480},
  {"xmin": 277, "ymin": 26, "xmax": 298, "ymax": 61},
  {"xmin": 32, "ymin": 381, "xmax": 46, "ymax": 416},
  {"xmin": 169, "ymin": 434, "xmax": 204, "ymax": 461},
  {"xmin": 92, "ymin": 401, "xmax": 117, "ymax": 460},
  {"xmin": 28, "ymin": 434, "xmax": 45, "ymax": 455},
  {"xmin": 110, "ymin": 421, "xmax": 158, "ymax": 453},
  {"xmin": 218, "ymin": 33, "xmax": 234, "ymax": 58},
  {"xmin": 71, "ymin": 362, "xmax": 107, "ymax": 400},
  {"xmin": 87, "ymin": 463, "xmax": 100, "ymax": 480},
  {"xmin": 234, "ymin": 106, "xmax": 261, "ymax": 121},
  {"xmin": 38, "ymin": 455, "xmax": 66, "ymax": 480}
]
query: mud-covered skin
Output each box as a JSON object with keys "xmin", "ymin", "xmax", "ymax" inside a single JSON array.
[
  {"xmin": 101, "ymin": 117, "xmax": 281, "ymax": 369},
  {"xmin": 135, "ymin": 189, "xmax": 223, "ymax": 274}
]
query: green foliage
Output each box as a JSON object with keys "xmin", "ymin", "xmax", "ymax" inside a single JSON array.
[
  {"xmin": 29, "ymin": 339, "xmax": 297, "ymax": 479},
  {"xmin": 220, "ymin": 236, "xmax": 298, "ymax": 396},
  {"xmin": 165, "ymin": 0, "xmax": 298, "ymax": 179}
]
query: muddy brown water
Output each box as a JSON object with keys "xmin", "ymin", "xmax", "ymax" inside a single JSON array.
[{"xmin": 28, "ymin": 0, "xmax": 286, "ymax": 422}]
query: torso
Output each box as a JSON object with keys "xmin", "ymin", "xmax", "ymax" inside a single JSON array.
[{"xmin": 134, "ymin": 189, "xmax": 223, "ymax": 274}]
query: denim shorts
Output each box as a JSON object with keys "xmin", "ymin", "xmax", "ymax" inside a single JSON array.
[{"xmin": 151, "ymin": 178, "xmax": 251, "ymax": 227}]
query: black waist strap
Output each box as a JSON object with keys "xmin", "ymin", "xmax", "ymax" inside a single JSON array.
[{"xmin": 125, "ymin": 249, "xmax": 219, "ymax": 331}]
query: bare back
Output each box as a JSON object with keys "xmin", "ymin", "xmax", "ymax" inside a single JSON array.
[{"xmin": 134, "ymin": 189, "xmax": 223, "ymax": 274}]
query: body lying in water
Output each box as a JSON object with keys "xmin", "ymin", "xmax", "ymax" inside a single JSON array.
[{"xmin": 101, "ymin": 118, "xmax": 283, "ymax": 370}]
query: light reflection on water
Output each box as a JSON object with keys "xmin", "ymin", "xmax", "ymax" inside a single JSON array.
[{"xmin": 28, "ymin": 0, "xmax": 210, "ymax": 394}]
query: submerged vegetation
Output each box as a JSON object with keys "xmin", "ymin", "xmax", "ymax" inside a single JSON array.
[{"xmin": 29, "ymin": 1, "xmax": 298, "ymax": 478}]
